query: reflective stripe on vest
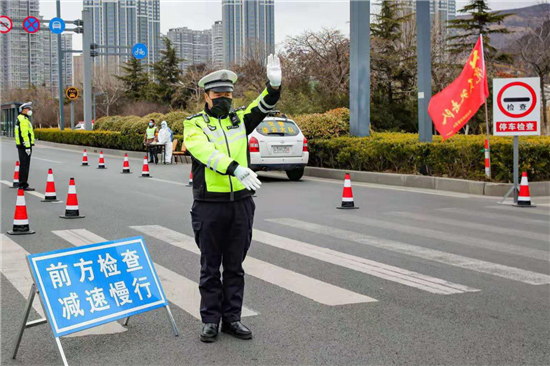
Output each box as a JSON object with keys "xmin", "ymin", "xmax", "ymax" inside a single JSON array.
[{"xmin": 146, "ymin": 127, "xmax": 156, "ymax": 139}]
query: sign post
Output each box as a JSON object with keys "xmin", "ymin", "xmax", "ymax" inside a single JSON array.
[
  {"xmin": 66, "ymin": 87, "xmax": 79, "ymax": 130},
  {"xmin": 493, "ymin": 77, "xmax": 541, "ymax": 205},
  {"xmin": 13, "ymin": 236, "xmax": 178, "ymax": 365}
]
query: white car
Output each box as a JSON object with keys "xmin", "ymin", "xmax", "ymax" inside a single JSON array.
[{"xmin": 248, "ymin": 113, "xmax": 309, "ymax": 181}]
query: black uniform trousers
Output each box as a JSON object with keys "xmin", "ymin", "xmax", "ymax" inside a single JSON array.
[
  {"xmin": 17, "ymin": 146, "xmax": 32, "ymax": 188},
  {"xmin": 191, "ymin": 196, "xmax": 255, "ymax": 324}
]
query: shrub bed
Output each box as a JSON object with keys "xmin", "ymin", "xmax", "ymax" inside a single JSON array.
[
  {"xmin": 34, "ymin": 129, "xmax": 184, "ymax": 152},
  {"xmin": 309, "ymin": 134, "xmax": 550, "ymax": 182}
]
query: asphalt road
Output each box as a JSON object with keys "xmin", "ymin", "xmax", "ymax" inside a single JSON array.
[{"xmin": 1, "ymin": 139, "xmax": 549, "ymax": 366}]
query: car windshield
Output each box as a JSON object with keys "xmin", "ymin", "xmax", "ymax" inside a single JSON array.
[{"xmin": 256, "ymin": 119, "xmax": 299, "ymax": 136}]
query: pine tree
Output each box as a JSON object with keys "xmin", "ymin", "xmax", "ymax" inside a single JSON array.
[
  {"xmin": 370, "ymin": 0, "xmax": 417, "ymax": 131},
  {"xmin": 151, "ymin": 37, "xmax": 182, "ymax": 105},
  {"xmin": 117, "ymin": 57, "xmax": 150, "ymax": 101},
  {"xmin": 447, "ymin": 0, "xmax": 513, "ymax": 61}
]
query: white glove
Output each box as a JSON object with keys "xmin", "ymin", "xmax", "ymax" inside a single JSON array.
[
  {"xmin": 25, "ymin": 148, "xmax": 31, "ymax": 156},
  {"xmin": 234, "ymin": 166, "xmax": 262, "ymax": 191},
  {"xmin": 266, "ymin": 54, "xmax": 282, "ymax": 87}
]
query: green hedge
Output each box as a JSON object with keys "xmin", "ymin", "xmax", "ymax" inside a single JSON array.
[
  {"xmin": 309, "ymin": 133, "xmax": 550, "ymax": 182},
  {"xmin": 35, "ymin": 129, "xmax": 184, "ymax": 152}
]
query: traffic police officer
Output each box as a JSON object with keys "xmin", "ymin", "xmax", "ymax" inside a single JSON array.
[
  {"xmin": 15, "ymin": 102, "xmax": 35, "ymax": 191},
  {"xmin": 184, "ymin": 54, "xmax": 282, "ymax": 342}
]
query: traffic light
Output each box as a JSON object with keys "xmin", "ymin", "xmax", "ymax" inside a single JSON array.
[
  {"xmin": 90, "ymin": 43, "xmax": 99, "ymax": 58},
  {"xmin": 73, "ymin": 19, "xmax": 83, "ymax": 26},
  {"xmin": 74, "ymin": 27, "xmax": 83, "ymax": 34}
]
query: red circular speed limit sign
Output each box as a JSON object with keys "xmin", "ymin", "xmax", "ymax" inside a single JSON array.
[
  {"xmin": 496, "ymin": 81, "xmax": 537, "ymax": 119},
  {"xmin": 0, "ymin": 15, "xmax": 12, "ymax": 34}
]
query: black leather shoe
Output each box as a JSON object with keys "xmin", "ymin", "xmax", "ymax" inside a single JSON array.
[
  {"xmin": 221, "ymin": 321, "xmax": 252, "ymax": 340},
  {"xmin": 23, "ymin": 187, "xmax": 35, "ymax": 191},
  {"xmin": 200, "ymin": 323, "xmax": 219, "ymax": 343}
]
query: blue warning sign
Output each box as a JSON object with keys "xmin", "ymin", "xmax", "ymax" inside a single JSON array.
[{"xmin": 27, "ymin": 236, "xmax": 168, "ymax": 337}]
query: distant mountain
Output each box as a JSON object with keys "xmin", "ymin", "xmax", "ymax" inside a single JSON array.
[{"xmin": 456, "ymin": 3, "xmax": 550, "ymax": 50}]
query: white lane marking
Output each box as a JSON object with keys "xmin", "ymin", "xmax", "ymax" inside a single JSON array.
[
  {"xmin": 52, "ymin": 229, "xmax": 257, "ymax": 320},
  {"xmin": 333, "ymin": 215, "xmax": 549, "ymax": 261},
  {"xmin": 268, "ymin": 219, "xmax": 550, "ymax": 285},
  {"xmin": 484, "ymin": 205, "xmax": 550, "ymax": 217},
  {"xmin": 32, "ymin": 144, "xmax": 145, "ymax": 162},
  {"xmin": 131, "ymin": 225, "xmax": 376, "ymax": 305},
  {"xmin": 389, "ymin": 212, "xmax": 550, "ymax": 243},
  {"xmin": 259, "ymin": 171, "xmax": 496, "ymax": 200},
  {"xmin": 149, "ymin": 178, "xmax": 188, "ymax": 186},
  {"xmin": 0, "ymin": 234, "xmax": 122, "ymax": 337},
  {"xmin": 1, "ymin": 180, "xmax": 47, "ymax": 200},
  {"xmin": 0, "ymin": 235, "xmax": 46, "ymax": 317},
  {"xmin": 439, "ymin": 208, "xmax": 549, "ymax": 226},
  {"xmin": 252, "ymin": 230, "xmax": 479, "ymax": 295},
  {"xmin": 33, "ymin": 157, "xmax": 61, "ymax": 164}
]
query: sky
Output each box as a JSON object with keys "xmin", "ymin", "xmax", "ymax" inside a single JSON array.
[{"xmin": 37, "ymin": 0, "xmax": 540, "ymax": 51}]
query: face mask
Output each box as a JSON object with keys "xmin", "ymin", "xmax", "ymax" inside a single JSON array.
[
  {"xmin": 26, "ymin": 110, "xmax": 33, "ymax": 117},
  {"xmin": 210, "ymin": 97, "xmax": 232, "ymax": 117},
  {"xmin": 149, "ymin": 123, "xmax": 153, "ymax": 127}
]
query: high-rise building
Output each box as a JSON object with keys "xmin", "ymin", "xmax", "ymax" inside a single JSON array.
[
  {"xmin": 167, "ymin": 27, "xmax": 212, "ymax": 72},
  {"xmin": 0, "ymin": 0, "xmax": 73, "ymax": 90},
  {"xmin": 40, "ymin": 32, "xmax": 73, "ymax": 90},
  {"xmin": 400, "ymin": 0, "xmax": 457, "ymax": 23},
  {"xmin": 222, "ymin": 0, "xmax": 275, "ymax": 67},
  {"xmin": 212, "ymin": 21, "xmax": 224, "ymax": 68},
  {"xmin": 83, "ymin": 0, "xmax": 160, "ymax": 68},
  {"xmin": 1, "ymin": 0, "xmax": 42, "ymax": 89}
]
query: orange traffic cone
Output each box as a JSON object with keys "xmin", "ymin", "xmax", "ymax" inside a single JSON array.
[
  {"xmin": 41, "ymin": 168, "xmax": 60, "ymax": 202},
  {"xmin": 82, "ymin": 149, "xmax": 89, "ymax": 166},
  {"xmin": 121, "ymin": 154, "xmax": 132, "ymax": 174},
  {"xmin": 186, "ymin": 171, "xmax": 193, "ymax": 187},
  {"xmin": 60, "ymin": 178, "xmax": 85, "ymax": 219},
  {"xmin": 139, "ymin": 156, "xmax": 152, "ymax": 178},
  {"xmin": 7, "ymin": 189, "xmax": 35, "ymax": 235},
  {"xmin": 337, "ymin": 173, "xmax": 359, "ymax": 209},
  {"xmin": 517, "ymin": 172, "xmax": 535, "ymax": 207},
  {"xmin": 10, "ymin": 161, "xmax": 20, "ymax": 188},
  {"xmin": 97, "ymin": 151, "xmax": 106, "ymax": 169}
]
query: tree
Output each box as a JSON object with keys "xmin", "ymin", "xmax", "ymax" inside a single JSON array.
[
  {"xmin": 92, "ymin": 65, "xmax": 125, "ymax": 116},
  {"xmin": 151, "ymin": 37, "xmax": 182, "ymax": 105},
  {"xmin": 117, "ymin": 57, "xmax": 150, "ymax": 101},
  {"xmin": 514, "ymin": 2, "xmax": 550, "ymax": 134},
  {"xmin": 447, "ymin": 0, "xmax": 513, "ymax": 62},
  {"xmin": 281, "ymin": 28, "xmax": 350, "ymax": 114},
  {"xmin": 370, "ymin": 0, "xmax": 417, "ymax": 131}
]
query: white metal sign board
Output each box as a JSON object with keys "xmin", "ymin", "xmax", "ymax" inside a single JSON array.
[{"xmin": 493, "ymin": 77, "xmax": 541, "ymax": 136}]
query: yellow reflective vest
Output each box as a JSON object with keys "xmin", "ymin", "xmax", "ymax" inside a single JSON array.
[
  {"xmin": 184, "ymin": 83, "xmax": 280, "ymax": 202},
  {"xmin": 15, "ymin": 114, "xmax": 35, "ymax": 148},
  {"xmin": 146, "ymin": 126, "xmax": 157, "ymax": 139}
]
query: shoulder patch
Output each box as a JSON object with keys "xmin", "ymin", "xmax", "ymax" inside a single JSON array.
[{"xmin": 186, "ymin": 113, "xmax": 203, "ymax": 120}]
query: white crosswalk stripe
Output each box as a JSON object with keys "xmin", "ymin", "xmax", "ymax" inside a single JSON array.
[
  {"xmin": 268, "ymin": 218, "xmax": 550, "ymax": 285},
  {"xmin": 52, "ymin": 229, "xmax": 258, "ymax": 322},
  {"xmin": 332, "ymin": 215, "xmax": 549, "ymax": 260},
  {"xmin": 252, "ymin": 230, "xmax": 479, "ymax": 295},
  {"xmin": 388, "ymin": 212, "xmax": 549, "ymax": 243},
  {"xmin": 131, "ymin": 225, "xmax": 376, "ymax": 305},
  {"xmin": 439, "ymin": 208, "xmax": 549, "ymax": 227},
  {"xmin": 0, "ymin": 234, "xmax": 125, "ymax": 337}
]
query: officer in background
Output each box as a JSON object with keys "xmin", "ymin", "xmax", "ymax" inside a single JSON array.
[
  {"xmin": 144, "ymin": 119, "xmax": 158, "ymax": 164},
  {"xmin": 15, "ymin": 102, "xmax": 35, "ymax": 191},
  {"xmin": 184, "ymin": 54, "xmax": 282, "ymax": 343}
]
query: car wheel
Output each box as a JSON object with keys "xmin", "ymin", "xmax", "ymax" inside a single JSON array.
[{"xmin": 286, "ymin": 167, "xmax": 304, "ymax": 181}]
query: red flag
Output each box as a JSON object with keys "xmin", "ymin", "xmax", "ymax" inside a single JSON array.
[{"xmin": 428, "ymin": 35, "xmax": 489, "ymax": 140}]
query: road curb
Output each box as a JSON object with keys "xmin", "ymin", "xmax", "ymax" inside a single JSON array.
[{"xmin": 304, "ymin": 167, "xmax": 550, "ymax": 197}]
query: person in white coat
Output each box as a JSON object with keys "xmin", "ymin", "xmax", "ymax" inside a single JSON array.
[{"xmin": 158, "ymin": 121, "xmax": 174, "ymax": 164}]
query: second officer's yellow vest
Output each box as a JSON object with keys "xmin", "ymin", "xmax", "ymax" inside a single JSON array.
[{"xmin": 146, "ymin": 126, "xmax": 157, "ymax": 139}]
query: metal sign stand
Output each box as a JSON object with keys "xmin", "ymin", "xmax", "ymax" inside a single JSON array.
[
  {"xmin": 498, "ymin": 136, "xmax": 519, "ymax": 205},
  {"xmin": 12, "ymin": 282, "xmax": 179, "ymax": 366}
]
